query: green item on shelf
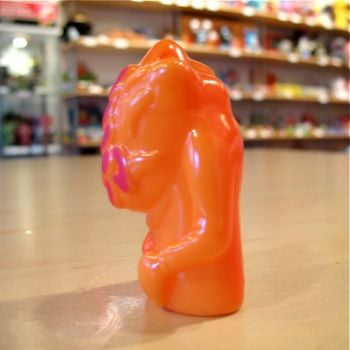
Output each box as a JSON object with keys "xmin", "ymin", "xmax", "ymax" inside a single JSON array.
[
  {"xmin": 286, "ymin": 125, "xmax": 295, "ymax": 138},
  {"xmin": 77, "ymin": 62, "xmax": 97, "ymax": 82},
  {"xmin": 2, "ymin": 122, "xmax": 16, "ymax": 145}
]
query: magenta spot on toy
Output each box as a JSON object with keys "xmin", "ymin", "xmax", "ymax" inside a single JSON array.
[
  {"xmin": 102, "ymin": 103, "xmax": 113, "ymax": 126},
  {"xmin": 102, "ymin": 152, "xmax": 110, "ymax": 174},
  {"xmin": 113, "ymin": 66, "xmax": 129, "ymax": 87},
  {"xmin": 112, "ymin": 147, "xmax": 129, "ymax": 193},
  {"xmin": 101, "ymin": 125, "xmax": 110, "ymax": 149},
  {"xmin": 109, "ymin": 66, "xmax": 130, "ymax": 98}
]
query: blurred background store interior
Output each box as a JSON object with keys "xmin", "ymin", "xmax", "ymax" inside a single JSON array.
[{"xmin": 0, "ymin": 0, "xmax": 349, "ymax": 157}]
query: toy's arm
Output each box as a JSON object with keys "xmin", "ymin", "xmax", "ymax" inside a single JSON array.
[{"xmin": 149, "ymin": 126, "xmax": 241, "ymax": 272}]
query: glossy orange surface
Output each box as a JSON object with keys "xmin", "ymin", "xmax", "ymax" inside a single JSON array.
[{"xmin": 101, "ymin": 39, "xmax": 244, "ymax": 316}]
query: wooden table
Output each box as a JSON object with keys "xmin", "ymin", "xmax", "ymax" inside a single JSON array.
[{"xmin": 0, "ymin": 150, "xmax": 348, "ymax": 350}]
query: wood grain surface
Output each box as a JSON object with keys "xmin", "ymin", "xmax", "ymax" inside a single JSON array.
[{"xmin": 0, "ymin": 150, "xmax": 348, "ymax": 350}]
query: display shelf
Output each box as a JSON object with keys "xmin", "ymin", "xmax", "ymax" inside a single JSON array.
[
  {"xmin": 77, "ymin": 142, "xmax": 101, "ymax": 149},
  {"xmin": 64, "ymin": 40, "xmax": 350, "ymax": 71},
  {"xmin": 2, "ymin": 144, "xmax": 61, "ymax": 157},
  {"xmin": 71, "ymin": 0, "xmax": 350, "ymax": 36},
  {"xmin": 244, "ymin": 136, "xmax": 350, "ymax": 150},
  {"xmin": 244, "ymin": 135, "xmax": 349, "ymax": 141},
  {"xmin": 64, "ymin": 90, "xmax": 108, "ymax": 99},
  {"xmin": 61, "ymin": 1, "xmax": 349, "ymax": 152},
  {"xmin": 0, "ymin": 23, "xmax": 61, "ymax": 37},
  {"xmin": 64, "ymin": 89, "xmax": 349, "ymax": 106},
  {"xmin": 72, "ymin": 136, "xmax": 349, "ymax": 151},
  {"xmin": 0, "ymin": 87, "xmax": 56, "ymax": 96},
  {"xmin": 231, "ymin": 93, "xmax": 350, "ymax": 105}
]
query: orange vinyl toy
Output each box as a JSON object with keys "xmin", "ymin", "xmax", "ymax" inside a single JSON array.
[{"xmin": 101, "ymin": 39, "xmax": 244, "ymax": 316}]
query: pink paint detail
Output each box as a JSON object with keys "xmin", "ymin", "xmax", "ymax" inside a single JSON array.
[
  {"xmin": 102, "ymin": 107, "xmax": 108, "ymax": 127},
  {"xmin": 112, "ymin": 66, "xmax": 129, "ymax": 89},
  {"xmin": 112, "ymin": 148, "xmax": 129, "ymax": 193},
  {"xmin": 105, "ymin": 181, "xmax": 114, "ymax": 204},
  {"xmin": 101, "ymin": 124, "xmax": 110, "ymax": 149},
  {"xmin": 142, "ymin": 233, "xmax": 155, "ymax": 254},
  {"xmin": 102, "ymin": 152, "xmax": 110, "ymax": 174}
]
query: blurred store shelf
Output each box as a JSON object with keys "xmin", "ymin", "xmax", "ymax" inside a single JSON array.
[
  {"xmin": 244, "ymin": 136, "xmax": 350, "ymax": 150},
  {"xmin": 71, "ymin": 0, "xmax": 350, "ymax": 36},
  {"xmin": 244, "ymin": 135, "xmax": 349, "ymax": 141},
  {"xmin": 0, "ymin": 87, "xmax": 57, "ymax": 96},
  {"xmin": 230, "ymin": 93, "xmax": 349, "ymax": 105},
  {"xmin": 64, "ymin": 39, "xmax": 350, "ymax": 71},
  {"xmin": 71, "ymin": 135, "xmax": 349, "ymax": 151},
  {"xmin": 0, "ymin": 23, "xmax": 61, "ymax": 37},
  {"xmin": 64, "ymin": 88, "xmax": 349, "ymax": 106},
  {"xmin": 61, "ymin": 0, "xmax": 350, "ymax": 152},
  {"xmin": 2, "ymin": 144, "xmax": 61, "ymax": 157}
]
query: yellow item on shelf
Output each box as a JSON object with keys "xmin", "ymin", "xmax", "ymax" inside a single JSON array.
[{"xmin": 334, "ymin": 0, "xmax": 349, "ymax": 29}]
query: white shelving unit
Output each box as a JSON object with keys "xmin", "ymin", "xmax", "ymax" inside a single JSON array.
[{"xmin": 0, "ymin": 22, "xmax": 62, "ymax": 157}]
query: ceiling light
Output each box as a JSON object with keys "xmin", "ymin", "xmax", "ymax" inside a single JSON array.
[{"xmin": 12, "ymin": 36, "xmax": 28, "ymax": 49}]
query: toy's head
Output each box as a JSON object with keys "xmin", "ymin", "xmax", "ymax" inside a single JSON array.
[{"xmin": 101, "ymin": 39, "xmax": 233, "ymax": 212}]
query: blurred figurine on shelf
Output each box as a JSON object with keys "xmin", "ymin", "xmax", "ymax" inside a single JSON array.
[
  {"xmin": 16, "ymin": 119, "xmax": 32, "ymax": 145},
  {"xmin": 201, "ymin": 19, "xmax": 214, "ymax": 45},
  {"xmin": 187, "ymin": 18, "xmax": 200, "ymax": 44},
  {"xmin": 318, "ymin": 0, "xmax": 334, "ymax": 28},
  {"xmin": 345, "ymin": 41, "xmax": 350, "ymax": 63},
  {"xmin": 245, "ymin": 0, "xmax": 263, "ymax": 10},
  {"xmin": 188, "ymin": 18, "xmax": 212, "ymax": 45},
  {"xmin": 259, "ymin": 125, "xmax": 275, "ymax": 139},
  {"xmin": 76, "ymin": 126, "xmax": 102, "ymax": 146},
  {"xmin": 314, "ymin": 39, "xmax": 328, "ymax": 60},
  {"xmin": 331, "ymin": 77, "xmax": 349, "ymax": 100},
  {"xmin": 299, "ymin": 1, "xmax": 315, "ymax": 18},
  {"xmin": 338, "ymin": 115, "xmax": 350, "ymax": 136},
  {"xmin": 134, "ymin": 26, "xmax": 157, "ymax": 40},
  {"xmin": 228, "ymin": 0, "xmax": 244, "ymax": 9},
  {"xmin": 266, "ymin": 30, "xmax": 285, "ymax": 52},
  {"xmin": 312, "ymin": 124, "xmax": 327, "ymax": 138},
  {"xmin": 62, "ymin": 13, "xmax": 92, "ymax": 42},
  {"xmin": 2, "ymin": 113, "xmax": 17, "ymax": 146},
  {"xmin": 265, "ymin": 0, "xmax": 278, "ymax": 13},
  {"xmin": 32, "ymin": 117, "xmax": 41, "ymax": 144},
  {"xmin": 244, "ymin": 27, "xmax": 260, "ymax": 52},
  {"xmin": 78, "ymin": 105, "xmax": 103, "ymax": 127},
  {"xmin": 329, "ymin": 37, "xmax": 347, "ymax": 62},
  {"xmin": 266, "ymin": 72, "xmax": 277, "ymax": 95},
  {"xmin": 89, "ymin": 126, "xmax": 103, "ymax": 143},
  {"xmin": 301, "ymin": 113, "xmax": 317, "ymax": 126},
  {"xmin": 207, "ymin": 27, "xmax": 220, "ymax": 47},
  {"xmin": 279, "ymin": 0, "xmax": 297, "ymax": 15},
  {"xmin": 297, "ymin": 36, "xmax": 316, "ymax": 59},
  {"xmin": 277, "ymin": 39, "xmax": 293, "ymax": 54},
  {"xmin": 219, "ymin": 26, "xmax": 233, "ymax": 49},
  {"xmin": 333, "ymin": 0, "xmax": 349, "ymax": 29},
  {"xmin": 106, "ymin": 28, "xmax": 147, "ymax": 42},
  {"xmin": 77, "ymin": 127, "xmax": 88, "ymax": 145},
  {"xmin": 218, "ymin": 68, "xmax": 238, "ymax": 88},
  {"xmin": 293, "ymin": 122, "xmax": 311, "ymax": 138},
  {"xmin": 34, "ymin": 115, "xmax": 53, "ymax": 145},
  {"xmin": 79, "ymin": 110, "xmax": 90, "ymax": 126},
  {"xmin": 77, "ymin": 62, "xmax": 97, "ymax": 83}
]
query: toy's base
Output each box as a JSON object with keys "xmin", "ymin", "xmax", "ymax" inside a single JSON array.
[
  {"xmin": 164, "ymin": 305, "xmax": 242, "ymax": 317},
  {"xmin": 157, "ymin": 272, "xmax": 244, "ymax": 317},
  {"xmin": 162, "ymin": 292, "xmax": 243, "ymax": 317}
]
